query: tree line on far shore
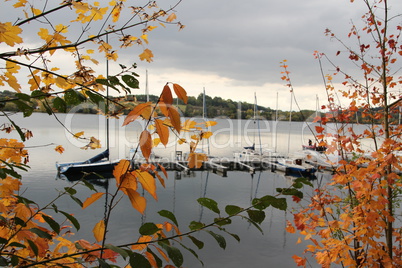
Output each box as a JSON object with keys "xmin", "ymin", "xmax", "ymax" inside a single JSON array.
[{"xmin": 1, "ymin": 90, "xmax": 399, "ymax": 124}]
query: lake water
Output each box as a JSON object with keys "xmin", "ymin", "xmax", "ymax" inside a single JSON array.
[{"xmin": 2, "ymin": 112, "xmax": 347, "ymax": 267}]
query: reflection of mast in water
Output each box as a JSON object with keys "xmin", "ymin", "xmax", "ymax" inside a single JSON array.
[{"xmin": 198, "ymin": 171, "xmax": 210, "ymax": 221}]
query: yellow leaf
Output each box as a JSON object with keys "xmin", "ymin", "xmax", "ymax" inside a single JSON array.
[
  {"xmin": 73, "ymin": 131, "xmax": 84, "ymax": 138},
  {"xmin": 201, "ymin": 131, "xmax": 213, "ymax": 139},
  {"xmin": 187, "ymin": 153, "xmax": 208, "ymax": 169},
  {"xmin": 122, "ymin": 102, "xmax": 152, "ymax": 126},
  {"xmin": 134, "ymin": 170, "xmax": 157, "ymax": 200},
  {"xmin": 178, "ymin": 138, "xmax": 186, "ymax": 145},
  {"xmin": 140, "ymin": 130, "xmax": 152, "ymax": 161},
  {"xmin": 204, "ymin": 121, "xmax": 217, "ymax": 127},
  {"xmin": 113, "ymin": 160, "xmax": 131, "ymax": 185},
  {"xmin": 172, "ymin": 83, "xmax": 188, "ymax": 104},
  {"xmin": 125, "ymin": 188, "xmax": 146, "ymax": 214},
  {"xmin": 0, "ymin": 22, "xmax": 23, "ymax": 46},
  {"xmin": 6, "ymin": 61, "xmax": 20, "ymax": 74},
  {"xmin": 154, "ymin": 119, "xmax": 169, "ymax": 146},
  {"xmin": 13, "ymin": 0, "xmax": 27, "ymax": 8},
  {"xmin": 139, "ymin": 48, "xmax": 154, "ymax": 63},
  {"xmin": 153, "ymin": 137, "xmax": 161, "ymax": 147},
  {"xmin": 141, "ymin": 34, "xmax": 149, "ymax": 44},
  {"xmin": 82, "ymin": 192, "xmax": 104, "ymax": 209},
  {"xmin": 93, "ymin": 220, "xmax": 105, "ymax": 242},
  {"xmin": 182, "ymin": 119, "xmax": 197, "ymax": 131},
  {"xmin": 54, "ymin": 145, "xmax": 65, "ymax": 154},
  {"xmin": 166, "ymin": 13, "xmax": 177, "ymax": 22},
  {"xmin": 31, "ymin": 7, "xmax": 42, "ymax": 16}
]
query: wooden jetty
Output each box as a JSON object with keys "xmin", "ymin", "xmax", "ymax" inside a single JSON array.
[{"xmin": 130, "ymin": 155, "xmax": 278, "ymax": 177}]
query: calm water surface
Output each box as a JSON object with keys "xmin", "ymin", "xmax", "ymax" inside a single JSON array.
[{"xmin": 2, "ymin": 113, "xmax": 348, "ymax": 267}]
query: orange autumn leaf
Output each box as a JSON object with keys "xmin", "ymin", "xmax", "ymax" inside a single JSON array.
[
  {"xmin": 93, "ymin": 220, "xmax": 105, "ymax": 242},
  {"xmin": 292, "ymin": 255, "xmax": 306, "ymax": 266},
  {"xmin": 54, "ymin": 145, "xmax": 65, "ymax": 154},
  {"xmin": 139, "ymin": 130, "xmax": 152, "ymax": 161},
  {"xmin": 82, "ymin": 192, "xmax": 105, "ymax": 209},
  {"xmin": 154, "ymin": 119, "xmax": 169, "ymax": 146},
  {"xmin": 113, "ymin": 159, "xmax": 131, "ymax": 185},
  {"xmin": 166, "ymin": 13, "xmax": 177, "ymax": 23},
  {"xmin": 187, "ymin": 153, "xmax": 208, "ymax": 169},
  {"xmin": 124, "ymin": 188, "xmax": 146, "ymax": 214},
  {"xmin": 161, "ymin": 85, "xmax": 173, "ymax": 105},
  {"xmin": 172, "ymin": 83, "xmax": 188, "ymax": 104},
  {"xmin": 134, "ymin": 170, "xmax": 157, "ymax": 200},
  {"xmin": 122, "ymin": 102, "xmax": 152, "ymax": 126},
  {"xmin": 168, "ymin": 106, "xmax": 181, "ymax": 133},
  {"xmin": 315, "ymin": 126, "xmax": 325, "ymax": 134}
]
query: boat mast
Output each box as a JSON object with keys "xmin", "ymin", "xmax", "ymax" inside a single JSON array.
[
  {"xmin": 145, "ymin": 69, "xmax": 149, "ymax": 102},
  {"xmin": 275, "ymin": 91, "xmax": 278, "ymax": 153},
  {"xmin": 254, "ymin": 93, "xmax": 262, "ymax": 155},
  {"xmin": 106, "ymin": 34, "xmax": 110, "ymax": 160},
  {"xmin": 203, "ymin": 87, "xmax": 210, "ymax": 156},
  {"xmin": 287, "ymin": 90, "xmax": 293, "ymax": 154}
]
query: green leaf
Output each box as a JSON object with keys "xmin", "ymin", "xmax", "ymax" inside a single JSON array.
[
  {"xmin": 96, "ymin": 78, "xmax": 120, "ymax": 93},
  {"xmin": 64, "ymin": 187, "xmax": 77, "ymax": 195},
  {"xmin": 188, "ymin": 235, "xmax": 204, "ymax": 249},
  {"xmin": 189, "ymin": 221, "xmax": 205, "ymax": 231},
  {"xmin": 247, "ymin": 210, "xmax": 265, "ymax": 224},
  {"xmin": 81, "ymin": 179, "xmax": 97, "ymax": 192},
  {"xmin": 14, "ymin": 217, "xmax": 26, "ymax": 227},
  {"xmin": 53, "ymin": 97, "xmax": 67, "ymax": 113},
  {"xmin": 276, "ymin": 188, "xmax": 303, "ymax": 199},
  {"xmin": 10, "ymin": 255, "xmax": 19, "ymax": 266},
  {"xmin": 243, "ymin": 216, "xmax": 264, "ymax": 234},
  {"xmin": 197, "ymin": 197, "xmax": 220, "ymax": 214},
  {"xmin": 294, "ymin": 177, "xmax": 314, "ymax": 187},
  {"xmin": 12, "ymin": 100, "xmax": 33, "ymax": 117},
  {"xmin": 0, "ymin": 237, "xmax": 8, "ymax": 244},
  {"xmin": 122, "ymin": 75, "xmax": 139, "ymax": 89},
  {"xmin": 15, "ymin": 93, "xmax": 31, "ymax": 102},
  {"xmin": 8, "ymin": 242, "xmax": 26, "ymax": 248},
  {"xmin": 214, "ymin": 217, "xmax": 232, "ymax": 226},
  {"xmin": 31, "ymin": 90, "xmax": 47, "ymax": 99},
  {"xmin": 64, "ymin": 90, "xmax": 83, "ymax": 106},
  {"xmin": 27, "ymin": 239, "xmax": 38, "ymax": 256},
  {"xmin": 0, "ymin": 256, "xmax": 8, "ymax": 266},
  {"xmin": 129, "ymin": 252, "xmax": 151, "ymax": 268},
  {"xmin": 225, "ymin": 205, "xmax": 242, "ymax": 216},
  {"xmin": 139, "ymin": 222, "xmax": 160, "ymax": 235},
  {"xmin": 16, "ymin": 195, "xmax": 36, "ymax": 206},
  {"xmin": 159, "ymin": 243, "xmax": 183, "ymax": 267},
  {"xmin": 206, "ymin": 230, "xmax": 226, "ymax": 249},
  {"xmin": 29, "ymin": 228, "xmax": 52, "ymax": 239},
  {"xmin": 97, "ymin": 258, "xmax": 111, "ymax": 268},
  {"xmin": 60, "ymin": 210, "xmax": 80, "ymax": 231},
  {"xmin": 158, "ymin": 210, "xmax": 178, "ymax": 226},
  {"xmin": 42, "ymin": 215, "xmax": 60, "ymax": 234},
  {"xmin": 86, "ymin": 91, "xmax": 104, "ymax": 105},
  {"xmin": 176, "ymin": 240, "xmax": 204, "ymax": 266}
]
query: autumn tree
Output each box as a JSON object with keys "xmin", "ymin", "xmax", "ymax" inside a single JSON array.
[
  {"xmin": 0, "ymin": 1, "xmax": 306, "ymax": 267},
  {"xmin": 285, "ymin": 0, "xmax": 402, "ymax": 267}
]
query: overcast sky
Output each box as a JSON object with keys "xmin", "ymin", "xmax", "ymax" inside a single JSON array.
[
  {"xmin": 124, "ymin": 0, "xmax": 401, "ymax": 111},
  {"xmin": 2, "ymin": 0, "xmax": 401, "ymax": 111}
]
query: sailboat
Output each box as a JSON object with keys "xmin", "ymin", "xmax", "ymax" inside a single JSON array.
[
  {"xmin": 234, "ymin": 93, "xmax": 279, "ymax": 162},
  {"xmin": 268, "ymin": 90, "xmax": 316, "ymax": 177},
  {"xmin": 56, "ymin": 45, "xmax": 119, "ymax": 176}
]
